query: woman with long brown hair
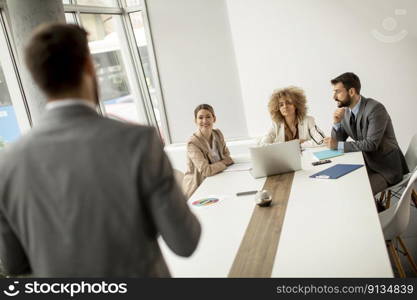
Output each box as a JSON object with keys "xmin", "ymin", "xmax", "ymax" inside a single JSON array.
[{"xmin": 183, "ymin": 104, "xmax": 233, "ymax": 198}]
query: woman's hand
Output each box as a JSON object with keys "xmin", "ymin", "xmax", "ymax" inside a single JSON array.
[{"xmin": 222, "ymin": 157, "xmax": 234, "ymax": 166}]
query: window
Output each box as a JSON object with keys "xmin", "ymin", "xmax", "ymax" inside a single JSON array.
[
  {"xmin": 126, "ymin": 0, "xmax": 141, "ymax": 6},
  {"xmin": 63, "ymin": 1, "xmax": 170, "ymax": 142},
  {"xmin": 0, "ymin": 64, "xmax": 19, "ymax": 147},
  {"xmin": 76, "ymin": 0, "xmax": 118, "ymax": 7},
  {"xmin": 80, "ymin": 13, "xmax": 148, "ymax": 124},
  {"xmin": 129, "ymin": 11, "xmax": 166, "ymax": 140},
  {"xmin": 0, "ymin": 12, "xmax": 30, "ymax": 147},
  {"xmin": 0, "ymin": 1, "xmax": 168, "ymax": 148},
  {"xmin": 65, "ymin": 13, "xmax": 77, "ymax": 24}
]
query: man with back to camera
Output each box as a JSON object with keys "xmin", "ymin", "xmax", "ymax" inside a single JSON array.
[
  {"xmin": 0, "ymin": 23, "xmax": 200, "ymax": 277},
  {"xmin": 324, "ymin": 72, "xmax": 409, "ymax": 196}
]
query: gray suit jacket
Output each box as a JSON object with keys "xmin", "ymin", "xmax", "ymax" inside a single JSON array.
[
  {"xmin": 0, "ymin": 104, "xmax": 201, "ymax": 277},
  {"xmin": 331, "ymin": 96, "xmax": 409, "ymax": 185}
]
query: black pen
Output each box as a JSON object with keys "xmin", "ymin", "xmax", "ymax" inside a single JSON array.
[{"xmin": 236, "ymin": 190, "xmax": 257, "ymax": 196}]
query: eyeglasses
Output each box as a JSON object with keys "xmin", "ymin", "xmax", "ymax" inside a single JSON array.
[{"xmin": 308, "ymin": 125, "xmax": 326, "ymax": 145}]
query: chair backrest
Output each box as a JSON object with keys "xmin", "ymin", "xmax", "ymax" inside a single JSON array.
[
  {"xmin": 385, "ymin": 171, "xmax": 417, "ymax": 238},
  {"xmin": 405, "ymin": 133, "xmax": 417, "ymax": 172}
]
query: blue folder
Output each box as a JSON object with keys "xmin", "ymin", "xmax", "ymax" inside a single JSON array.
[
  {"xmin": 313, "ymin": 150, "xmax": 344, "ymax": 160},
  {"xmin": 310, "ymin": 164, "xmax": 364, "ymax": 179}
]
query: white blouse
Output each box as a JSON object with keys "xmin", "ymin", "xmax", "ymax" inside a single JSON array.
[
  {"xmin": 207, "ymin": 133, "xmax": 221, "ymax": 163},
  {"xmin": 259, "ymin": 115, "xmax": 324, "ymax": 148}
]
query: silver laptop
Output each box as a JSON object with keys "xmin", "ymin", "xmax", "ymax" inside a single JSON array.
[{"xmin": 250, "ymin": 140, "xmax": 301, "ymax": 178}]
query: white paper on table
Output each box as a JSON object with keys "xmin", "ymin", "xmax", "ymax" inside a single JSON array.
[{"xmin": 223, "ymin": 162, "xmax": 252, "ymax": 172}]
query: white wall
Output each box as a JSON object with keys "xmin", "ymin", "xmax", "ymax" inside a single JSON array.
[
  {"xmin": 146, "ymin": 0, "xmax": 248, "ymax": 143},
  {"xmin": 226, "ymin": 0, "xmax": 417, "ymax": 150}
]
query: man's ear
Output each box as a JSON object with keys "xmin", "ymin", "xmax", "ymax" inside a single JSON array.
[
  {"xmin": 84, "ymin": 55, "xmax": 95, "ymax": 77},
  {"xmin": 348, "ymin": 88, "xmax": 356, "ymax": 97}
]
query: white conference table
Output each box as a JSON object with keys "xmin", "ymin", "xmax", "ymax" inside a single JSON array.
[{"xmin": 159, "ymin": 148, "xmax": 393, "ymax": 277}]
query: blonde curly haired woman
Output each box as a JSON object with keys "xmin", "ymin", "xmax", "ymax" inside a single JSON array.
[{"xmin": 259, "ymin": 86, "xmax": 324, "ymax": 147}]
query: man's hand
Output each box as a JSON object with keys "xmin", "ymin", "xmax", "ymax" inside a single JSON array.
[
  {"xmin": 324, "ymin": 137, "xmax": 338, "ymax": 150},
  {"xmin": 333, "ymin": 108, "xmax": 345, "ymax": 124}
]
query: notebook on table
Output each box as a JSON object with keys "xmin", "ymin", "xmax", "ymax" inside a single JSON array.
[
  {"xmin": 310, "ymin": 164, "xmax": 364, "ymax": 179},
  {"xmin": 313, "ymin": 150, "xmax": 343, "ymax": 160}
]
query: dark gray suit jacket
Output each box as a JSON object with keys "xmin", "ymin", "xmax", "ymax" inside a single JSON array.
[
  {"xmin": 0, "ymin": 104, "xmax": 201, "ymax": 277},
  {"xmin": 331, "ymin": 96, "xmax": 409, "ymax": 185}
]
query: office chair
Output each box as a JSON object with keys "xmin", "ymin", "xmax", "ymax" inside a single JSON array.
[
  {"xmin": 378, "ymin": 133, "xmax": 417, "ymax": 209},
  {"xmin": 378, "ymin": 171, "xmax": 417, "ymax": 277}
]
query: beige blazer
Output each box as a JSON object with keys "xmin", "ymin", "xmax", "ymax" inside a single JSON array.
[
  {"xmin": 183, "ymin": 129, "xmax": 233, "ymax": 198},
  {"xmin": 259, "ymin": 115, "xmax": 322, "ymax": 147}
]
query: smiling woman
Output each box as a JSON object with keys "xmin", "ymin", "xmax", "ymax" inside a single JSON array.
[{"xmin": 182, "ymin": 104, "xmax": 234, "ymax": 198}]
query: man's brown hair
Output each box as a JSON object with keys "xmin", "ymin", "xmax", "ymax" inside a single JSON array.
[
  {"xmin": 330, "ymin": 72, "xmax": 361, "ymax": 94},
  {"xmin": 25, "ymin": 23, "xmax": 90, "ymax": 96}
]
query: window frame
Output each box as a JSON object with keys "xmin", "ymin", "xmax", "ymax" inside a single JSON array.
[
  {"xmin": 64, "ymin": 0, "xmax": 171, "ymax": 142},
  {"xmin": 78, "ymin": 12, "xmax": 151, "ymax": 126},
  {"xmin": 128, "ymin": 1, "xmax": 172, "ymax": 144},
  {"xmin": 0, "ymin": 0, "xmax": 171, "ymax": 143},
  {"xmin": 0, "ymin": 9, "xmax": 31, "ymax": 136}
]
